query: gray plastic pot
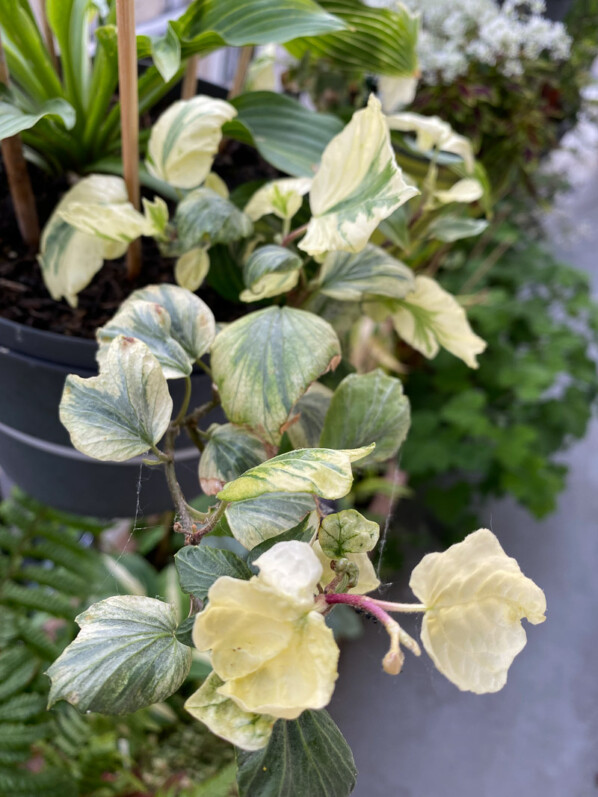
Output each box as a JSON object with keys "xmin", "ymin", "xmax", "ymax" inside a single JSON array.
[{"xmin": 0, "ymin": 317, "xmax": 217, "ymax": 518}]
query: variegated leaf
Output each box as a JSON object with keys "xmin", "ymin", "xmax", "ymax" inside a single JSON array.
[
  {"xmin": 386, "ymin": 113, "xmax": 475, "ymax": 174},
  {"xmin": 244, "ymin": 178, "xmax": 312, "ymax": 221},
  {"xmin": 320, "ymin": 369, "xmax": 410, "ymax": 464},
  {"xmin": 59, "ymin": 336, "xmax": 173, "ymax": 462},
  {"xmin": 319, "ymin": 509, "xmax": 379, "ymax": 558},
  {"xmin": 287, "ymin": 383, "xmax": 333, "ymax": 450},
  {"xmin": 170, "ymin": 188, "xmax": 253, "ymax": 254},
  {"xmin": 217, "ymin": 445, "xmax": 374, "ymax": 502},
  {"xmin": 58, "ymin": 199, "xmax": 153, "ymax": 244},
  {"xmin": 225, "ymin": 493, "xmax": 316, "ymax": 550},
  {"xmin": 186, "ymin": 672, "xmax": 275, "ymax": 751},
  {"xmin": 211, "ymin": 306, "xmax": 341, "ymax": 444},
  {"xmin": 426, "ymin": 216, "xmax": 489, "ymax": 243},
  {"xmin": 0, "ymin": 97, "xmax": 75, "ymax": 141},
  {"xmin": 199, "ymin": 423, "xmax": 270, "ymax": 495},
  {"xmin": 175, "ymin": 247, "xmax": 210, "ymax": 292},
  {"xmin": 315, "ymin": 244, "xmax": 414, "ymax": 301},
  {"xmin": 434, "ymin": 179, "xmax": 484, "ymax": 205},
  {"xmin": 147, "ymin": 96, "xmax": 237, "ymax": 189},
  {"xmin": 47, "ymin": 596, "xmax": 192, "ymax": 714},
  {"xmin": 124, "ymin": 284, "xmax": 216, "ymax": 362},
  {"xmin": 240, "ymin": 245, "xmax": 303, "ymax": 303},
  {"xmin": 142, "ymin": 196, "xmax": 170, "ymax": 240},
  {"xmin": 96, "ymin": 301, "xmax": 194, "ymax": 379},
  {"xmin": 299, "ymin": 95, "xmax": 419, "ymax": 257}
]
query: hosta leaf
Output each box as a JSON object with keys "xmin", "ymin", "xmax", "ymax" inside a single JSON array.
[
  {"xmin": 319, "ymin": 509, "xmax": 379, "ymax": 558},
  {"xmin": 124, "ymin": 284, "xmax": 216, "ymax": 362},
  {"xmin": 240, "ymin": 245, "xmax": 303, "ymax": 302},
  {"xmin": 186, "ymin": 672, "xmax": 275, "ymax": 751},
  {"xmin": 287, "ymin": 383, "xmax": 333, "ymax": 450},
  {"xmin": 299, "ymin": 95, "xmax": 419, "ymax": 257},
  {"xmin": 0, "ymin": 97, "xmax": 75, "ymax": 141},
  {"xmin": 97, "ymin": 300, "xmax": 194, "ymax": 379},
  {"xmin": 211, "ymin": 306, "xmax": 341, "ymax": 444},
  {"xmin": 218, "ymin": 446, "xmax": 374, "ymax": 502},
  {"xmin": 175, "ymin": 546, "xmax": 252, "ymax": 600},
  {"xmin": 320, "ymin": 369, "xmax": 410, "ymax": 465},
  {"xmin": 286, "ymin": 0, "xmax": 418, "ymax": 76},
  {"xmin": 315, "ymin": 244, "xmax": 414, "ymax": 301},
  {"xmin": 225, "ymin": 493, "xmax": 316, "ymax": 550},
  {"xmin": 47, "ymin": 596, "xmax": 192, "ymax": 714},
  {"xmin": 427, "ymin": 215, "xmax": 489, "ymax": 243},
  {"xmin": 228, "ymin": 92, "xmax": 343, "ymax": 177},
  {"xmin": 236, "ymin": 709, "xmax": 357, "ymax": 797},
  {"xmin": 175, "ymin": 247, "xmax": 210, "ymax": 292},
  {"xmin": 170, "ymin": 187, "xmax": 253, "ymax": 254},
  {"xmin": 199, "ymin": 423, "xmax": 270, "ymax": 495},
  {"xmin": 59, "ymin": 336, "xmax": 173, "ymax": 462}
]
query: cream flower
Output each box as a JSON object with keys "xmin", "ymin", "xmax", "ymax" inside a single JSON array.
[
  {"xmin": 410, "ymin": 528, "xmax": 546, "ymax": 693},
  {"xmin": 390, "ymin": 275, "xmax": 487, "ymax": 368},
  {"xmin": 244, "ymin": 177, "xmax": 313, "ymax": 222},
  {"xmin": 192, "ymin": 541, "xmax": 339, "ymax": 721},
  {"xmin": 313, "ymin": 540, "xmax": 380, "ymax": 595},
  {"xmin": 386, "ymin": 111, "xmax": 475, "ymax": 173},
  {"xmin": 299, "ymin": 94, "xmax": 419, "ymax": 258}
]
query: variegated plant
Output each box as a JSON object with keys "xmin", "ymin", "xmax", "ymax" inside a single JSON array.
[{"xmin": 49, "ymin": 279, "xmax": 546, "ymax": 797}]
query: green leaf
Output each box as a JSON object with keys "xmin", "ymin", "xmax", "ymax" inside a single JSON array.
[
  {"xmin": 240, "ymin": 245, "xmax": 303, "ymax": 303},
  {"xmin": 376, "ymin": 205, "xmax": 410, "ymax": 249},
  {"xmin": 170, "ymin": 188, "xmax": 253, "ymax": 253},
  {"xmin": 47, "ymin": 0, "xmax": 92, "ymax": 114},
  {"xmin": 315, "ymin": 244, "xmax": 415, "ymax": 301},
  {"xmin": 151, "ymin": 22, "xmax": 182, "ymax": 82},
  {"xmin": 218, "ymin": 445, "xmax": 374, "ymax": 502},
  {"xmin": 175, "ymin": 546, "xmax": 253, "ymax": 600},
  {"xmin": 59, "ymin": 336, "xmax": 173, "ymax": 461},
  {"xmin": 225, "ymin": 494, "xmax": 316, "ymax": 551},
  {"xmin": 246, "ymin": 515, "xmax": 316, "ymax": 564},
  {"xmin": 286, "ymin": 0, "xmax": 419, "ymax": 76},
  {"xmin": 47, "ymin": 596, "xmax": 192, "ymax": 714},
  {"xmin": 427, "ymin": 215, "xmax": 489, "ymax": 243},
  {"xmin": 320, "ymin": 369, "xmax": 410, "ymax": 465},
  {"xmin": 319, "ymin": 509, "xmax": 379, "ymax": 558},
  {"xmin": 199, "ymin": 424, "xmax": 270, "ymax": 495},
  {"xmin": 0, "ymin": 98, "xmax": 75, "ymax": 141},
  {"xmin": 236, "ymin": 709, "xmax": 357, "ymax": 797},
  {"xmin": 228, "ymin": 92, "xmax": 343, "ymax": 177},
  {"xmin": 287, "ymin": 383, "xmax": 333, "ymax": 450},
  {"xmin": 211, "ymin": 306, "xmax": 341, "ymax": 444}
]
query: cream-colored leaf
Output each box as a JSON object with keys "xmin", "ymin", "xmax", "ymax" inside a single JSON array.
[
  {"xmin": 240, "ymin": 245, "xmax": 302, "ymax": 302},
  {"xmin": 410, "ymin": 528, "xmax": 546, "ymax": 693},
  {"xmin": 59, "ymin": 336, "xmax": 172, "ymax": 461},
  {"xmin": 378, "ymin": 74, "xmax": 418, "ymax": 113},
  {"xmin": 204, "ymin": 172, "xmax": 230, "ymax": 198},
  {"xmin": 315, "ymin": 244, "xmax": 415, "ymax": 302},
  {"xmin": 175, "ymin": 247, "xmax": 210, "ymax": 292},
  {"xmin": 299, "ymin": 95, "xmax": 419, "ymax": 257},
  {"xmin": 244, "ymin": 177, "xmax": 313, "ymax": 222},
  {"xmin": 59, "ymin": 200, "xmax": 153, "ymax": 244},
  {"xmin": 185, "ymin": 672, "xmax": 275, "ymax": 751},
  {"xmin": 319, "ymin": 509, "xmax": 379, "ymax": 557},
  {"xmin": 386, "ymin": 112, "xmax": 475, "ymax": 173},
  {"xmin": 245, "ymin": 43, "xmax": 277, "ymax": 93},
  {"xmin": 146, "ymin": 96, "xmax": 237, "ymax": 189},
  {"xmin": 142, "ymin": 196, "xmax": 170, "ymax": 240},
  {"xmin": 225, "ymin": 493, "xmax": 316, "ymax": 550},
  {"xmin": 390, "ymin": 276, "xmax": 487, "ymax": 368},
  {"xmin": 313, "ymin": 540, "xmax": 380, "ymax": 596},
  {"xmin": 434, "ymin": 178, "xmax": 484, "ymax": 205}
]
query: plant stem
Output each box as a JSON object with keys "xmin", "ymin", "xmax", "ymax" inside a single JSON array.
[
  {"xmin": 116, "ymin": 0, "xmax": 141, "ymax": 279},
  {"xmin": 173, "ymin": 376, "xmax": 192, "ymax": 426},
  {"xmin": 182, "ymin": 55, "xmax": 198, "ymax": 99},
  {"xmin": 228, "ymin": 46, "xmax": 254, "ymax": 99},
  {"xmin": 0, "ymin": 32, "xmax": 39, "ymax": 249},
  {"xmin": 281, "ymin": 223, "xmax": 309, "ymax": 247},
  {"xmin": 367, "ymin": 599, "xmax": 427, "ymax": 613}
]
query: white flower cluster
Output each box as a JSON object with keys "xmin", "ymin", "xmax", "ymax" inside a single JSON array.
[{"xmin": 379, "ymin": 0, "xmax": 572, "ymax": 83}]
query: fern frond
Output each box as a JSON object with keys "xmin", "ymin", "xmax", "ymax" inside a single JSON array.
[{"xmin": 0, "ymin": 694, "xmax": 46, "ymax": 723}]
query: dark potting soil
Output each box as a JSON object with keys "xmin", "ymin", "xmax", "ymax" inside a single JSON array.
[{"xmin": 0, "ymin": 140, "xmax": 278, "ymax": 339}]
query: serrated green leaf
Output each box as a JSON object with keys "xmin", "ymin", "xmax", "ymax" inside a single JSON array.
[
  {"xmin": 199, "ymin": 424, "xmax": 270, "ymax": 495},
  {"xmin": 218, "ymin": 445, "xmax": 374, "ymax": 503},
  {"xmin": 236, "ymin": 709, "xmax": 357, "ymax": 797},
  {"xmin": 227, "ymin": 495, "xmax": 316, "ymax": 551},
  {"xmin": 319, "ymin": 509, "xmax": 379, "ymax": 558},
  {"xmin": 47, "ymin": 596, "xmax": 192, "ymax": 714},
  {"xmin": 240, "ymin": 245, "xmax": 303, "ymax": 303},
  {"xmin": 211, "ymin": 306, "xmax": 341, "ymax": 444},
  {"xmin": 170, "ymin": 187, "xmax": 253, "ymax": 253},
  {"xmin": 320, "ymin": 369, "xmax": 410, "ymax": 464},
  {"xmin": 316, "ymin": 244, "xmax": 414, "ymax": 301},
  {"xmin": 0, "ymin": 97, "xmax": 75, "ymax": 140},
  {"xmin": 59, "ymin": 336, "xmax": 173, "ymax": 462},
  {"xmin": 175, "ymin": 546, "xmax": 252, "ymax": 601}
]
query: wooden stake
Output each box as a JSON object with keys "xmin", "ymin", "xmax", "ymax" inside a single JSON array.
[
  {"xmin": 181, "ymin": 55, "xmax": 198, "ymax": 100},
  {"xmin": 36, "ymin": 0, "xmax": 58, "ymax": 72},
  {"xmin": 228, "ymin": 46, "xmax": 254, "ymax": 99},
  {"xmin": 0, "ymin": 32, "xmax": 39, "ymax": 249},
  {"xmin": 116, "ymin": 0, "xmax": 141, "ymax": 280}
]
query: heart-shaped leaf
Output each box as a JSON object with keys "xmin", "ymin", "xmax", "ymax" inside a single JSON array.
[
  {"xmin": 225, "ymin": 493, "xmax": 316, "ymax": 551},
  {"xmin": 319, "ymin": 509, "xmax": 379, "ymax": 558},
  {"xmin": 287, "ymin": 383, "xmax": 333, "ymax": 450},
  {"xmin": 199, "ymin": 424, "xmax": 270, "ymax": 495},
  {"xmin": 315, "ymin": 245, "xmax": 414, "ymax": 301},
  {"xmin": 170, "ymin": 187, "xmax": 253, "ymax": 253},
  {"xmin": 240, "ymin": 245, "xmax": 303, "ymax": 303},
  {"xmin": 175, "ymin": 546, "xmax": 252, "ymax": 601}
]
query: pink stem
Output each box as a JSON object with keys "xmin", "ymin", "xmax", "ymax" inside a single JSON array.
[{"xmin": 324, "ymin": 592, "xmax": 397, "ymax": 628}]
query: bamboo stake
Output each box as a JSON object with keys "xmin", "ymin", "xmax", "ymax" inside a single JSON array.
[
  {"xmin": 0, "ymin": 32, "xmax": 39, "ymax": 249},
  {"xmin": 36, "ymin": 0, "xmax": 58, "ymax": 72},
  {"xmin": 116, "ymin": 0, "xmax": 141, "ymax": 280},
  {"xmin": 181, "ymin": 54, "xmax": 198, "ymax": 100},
  {"xmin": 228, "ymin": 46, "xmax": 254, "ymax": 99}
]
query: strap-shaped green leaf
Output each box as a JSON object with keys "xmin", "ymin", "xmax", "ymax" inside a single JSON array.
[
  {"xmin": 228, "ymin": 92, "xmax": 343, "ymax": 177},
  {"xmin": 47, "ymin": 596, "xmax": 192, "ymax": 715},
  {"xmin": 218, "ymin": 446, "xmax": 374, "ymax": 502},
  {"xmin": 199, "ymin": 424, "xmax": 270, "ymax": 495},
  {"xmin": 319, "ymin": 509, "xmax": 379, "ymax": 558},
  {"xmin": 240, "ymin": 245, "xmax": 303, "ymax": 303},
  {"xmin": 0, "ymin": 98, "xmax": 75, "ymax": 141},
  {"xmin": 320, "ymin": 369, "xmax": 410, "ymax": 465},
  {"xmin": 59, "ymin": 336, "xmax": 173, "ymax": 462},
  {"xmin": 286, "ymin": 0, "xmax": 419, "ymax": 76},
  {"xmin": 175, "ymin": 546, "xmax": 252, "ymax": 600},
  {"xmin": 225, "ymin": 493, "xmax": 316, "ymax": 551},
  {"xmin": 236, "ymin": 709, "xmax": 357, "ymax": 797},
  {"xmin": 211, "ymin": 306, "xmax": 341, "ymax": 444},
  {"xmin": 315, "ymin": 244, "xmax": 415, "ymax": 301}
]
